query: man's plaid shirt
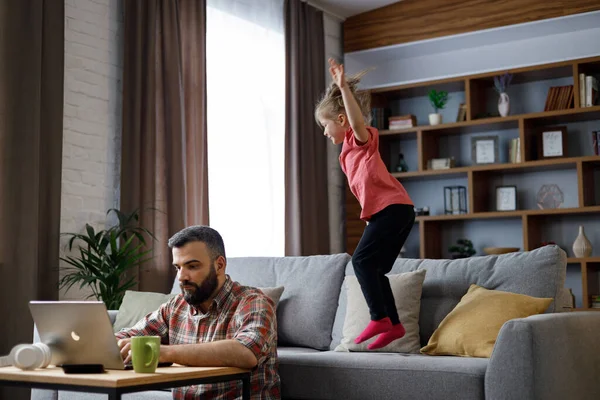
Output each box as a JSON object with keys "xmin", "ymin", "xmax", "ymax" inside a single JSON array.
[{"xmin": 115, "ymin": 276, "xmax": 281, "ymax": 399}]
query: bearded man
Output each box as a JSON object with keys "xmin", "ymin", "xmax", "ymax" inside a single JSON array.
[{"xmin": 115, "ymin": 225, "xmax": 281, "ymax": 400}]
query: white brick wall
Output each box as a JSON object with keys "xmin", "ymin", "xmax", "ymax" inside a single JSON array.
[{"xmin": 60, "ymin": 0, "xmax": 123, "ymax": 299}]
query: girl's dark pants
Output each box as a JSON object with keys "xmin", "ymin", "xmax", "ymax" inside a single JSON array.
[{"xmin": 351, "ymin": 203, "xmax": 415, "ymax": 325}]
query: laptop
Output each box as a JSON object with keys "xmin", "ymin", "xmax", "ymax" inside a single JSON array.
[{"xmin": 29, "ymin": 301, "xmax": 127, "ymax": 370}]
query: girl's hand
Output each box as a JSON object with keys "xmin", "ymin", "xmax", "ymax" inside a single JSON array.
[{"xmin": 328, "ymin": 58, "xmax": 346, "ymax": 89}]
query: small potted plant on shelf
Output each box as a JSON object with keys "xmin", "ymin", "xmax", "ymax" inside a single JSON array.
[
  {"xmin": 428, "ymin": 89, "xmax": 449, "ymax": 125},
  {"xmin": 449, "ymin": 238, "xmax": 476, "ymax": 259},
  {"xmin": 494, "ymin": 72, "xmax": 513, "ymax": 117}
]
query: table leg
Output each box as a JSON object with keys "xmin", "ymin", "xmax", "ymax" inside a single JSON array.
[
  {"xmin": 242, "ymin": 373, "xmax": 251, "ymax": 400},
  {"xmin": 107, "ymin": 389, "xmax": 121, "ymax": 400}
]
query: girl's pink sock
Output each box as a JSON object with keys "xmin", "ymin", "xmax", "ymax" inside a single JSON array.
[
  {"xmin": 367, "ymin": 322, "xmax": 406, "ymax": 350},
  {"xmin": 354, "ymin": 317, "xmax": 392, "ymax": 344}
]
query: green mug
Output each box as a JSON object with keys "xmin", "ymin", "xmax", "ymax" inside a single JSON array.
[{"xmin": 131, "ymin": 336, "xmax": 160, "ymax": 373}]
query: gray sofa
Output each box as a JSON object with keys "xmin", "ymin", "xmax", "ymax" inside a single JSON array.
[{"xmin": 33, "ymin": 245, "xmax": 600, "ymax": 400}]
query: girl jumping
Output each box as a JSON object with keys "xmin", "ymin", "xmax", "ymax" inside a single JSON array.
[{"xmin": 315, "ymin": 58, "xmax": 415, "ymax": 350}]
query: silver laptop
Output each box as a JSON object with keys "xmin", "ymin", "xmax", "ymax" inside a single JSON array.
[{"xmin": 29, "ymin": 301, "xmax": 125, "ymax": 370}]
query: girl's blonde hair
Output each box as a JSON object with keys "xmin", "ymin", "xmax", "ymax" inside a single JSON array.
[{"xmin": 314, "ymin": 70, "xmax": 371, "ymax": 126}]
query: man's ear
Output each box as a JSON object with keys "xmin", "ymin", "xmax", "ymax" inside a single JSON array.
[{"xmin": 215, "ymin": 255, "xmax": 226, "ymax": 273}]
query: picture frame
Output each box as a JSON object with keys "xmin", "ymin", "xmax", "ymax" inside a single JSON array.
[
  {"xmin": 456, "ymin": 103, "xmax": 467, "ymax": 122},
  {"xmin": 538, "ymin": 126, "xmax": 567, "ymax": 159},
  {"xmin": 496, "ymin": 185, "xmax": 517, "ymax": 211},
  {"xmin": 471, "ymin": 135, "xmax": 499, "ymax": 164}
]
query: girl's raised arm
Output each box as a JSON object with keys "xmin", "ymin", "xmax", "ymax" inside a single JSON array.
[{"xmin": 328, "ymin": 58, "xmax": 369, "ymax": 144}]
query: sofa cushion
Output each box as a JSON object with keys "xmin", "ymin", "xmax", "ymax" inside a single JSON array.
[
  {"xmin": 113, "ymin": 290, "xmax": 177, "ymax": 332},
  {"xmin": 335, "ymin": 270, "xmax": 426, "ymax": 353},
  {"xmin": 278, "ymin": 349, "xmax": 487, "ymax": 400},
  {"xmin": 331, "ymin": 245, "xmax": 566, "ymax": 348},
  {"xmin": 257, "ymin": 286, "xmax": 285, "ymax": 306},
  {"xmin": 204, "ymin": 254, "xmax": 350, "ymax": 350},
  {"xmin": 421, "ymin": 284, "xmax": 552, "ymax": 358}
]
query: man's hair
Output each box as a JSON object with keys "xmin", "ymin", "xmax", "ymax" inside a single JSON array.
[{"xmin": 167, "ymin": 225, "xmax": 226, "ymax": 261}]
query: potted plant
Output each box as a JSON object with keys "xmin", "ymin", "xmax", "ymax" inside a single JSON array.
[
  {"xmin": 494, "ymin": 73, "xmax": 513, "ymax": 117},
  {"xmin": 59, "ymin": 208, "xmax": 155, "ymax": 310},
  {"xmin": 449, "ymin": 238, "xmax": 476, "ymax": 259},
  {"xmin": 428, "ymin": 89, "xmax": 449, "ymax": 125}
]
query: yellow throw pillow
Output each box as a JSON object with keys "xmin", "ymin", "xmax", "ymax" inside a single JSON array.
[{"xmin": 420, "ymin": 284, "xmax": 552, "ymax": 358}]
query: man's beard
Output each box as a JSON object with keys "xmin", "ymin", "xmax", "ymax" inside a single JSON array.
[{"xmin": 180, "ymin": 264, "xmax": 218, "ymax": 307}]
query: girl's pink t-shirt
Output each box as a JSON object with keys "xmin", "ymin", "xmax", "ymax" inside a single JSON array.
[{"xmin": 339, "ymin": 126, "xmax": 413, "ymax": 221}]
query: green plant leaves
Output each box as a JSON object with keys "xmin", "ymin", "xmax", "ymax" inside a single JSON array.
[
  {"xmin": 448, "ymin": 238, "xmax": 476, "ymax": 257},
  {"xmin": 428, "ymin": 89, "xmax": 449, "ymax": 112},
  {"xmin": 58, "ymin": 208, "xmax": 155, "ymax": 310}
]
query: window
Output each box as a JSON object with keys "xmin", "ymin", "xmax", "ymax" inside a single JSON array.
[{"xmin": 207, "ymin": 0, "xmax": 285, "ymax": 256}]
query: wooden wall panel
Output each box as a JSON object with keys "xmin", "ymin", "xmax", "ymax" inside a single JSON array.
[{"xmin": 344, "ymin": 0, "xmax": 600, "ymax": 53}]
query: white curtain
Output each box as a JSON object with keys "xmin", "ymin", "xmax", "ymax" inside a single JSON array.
[{"xmin": 207, "ymin": 0, "xmax": 285, "ymax": 257}]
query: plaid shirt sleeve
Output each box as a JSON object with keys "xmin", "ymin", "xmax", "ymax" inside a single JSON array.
[
  {"xmin": 114, "ymin": 299, "xmax": 171, "ymax": 342},
  {"xmin": 232, "ymin": 294, "xmax": 277, "ymax": 365}
]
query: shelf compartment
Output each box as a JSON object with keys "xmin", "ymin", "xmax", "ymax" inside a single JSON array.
[
  {"xmin": 579, "ymin": 159, "xmax": 600, "ymax": 207},
  {"xmin": 585, "ymin": 261, "xmax": 600, "ymax": 309},
  {"xmin": 469, "ymin": 64, "xmax": 574, "ymax": 118},
  {"xmin": 380, "ymin": 134, "xmax": 418, "ymax": 173},
  {"xmin": 474, "ymin": 168, "xmax": 578, "ymax": 212},
  {"xmin": 577, "ymin": 58, "xmax": 600, "ymax": 77},
  {"xmin": 420, "ymin": 220, "xmax": 442, "ymax": 259},
  {"xmin": 523, "ymin": 213, "xmax": 600, "ymax": 259},
  {"xmin": 416, "ymin": 205, "xmax": 600, "ymax": 222},
  {"xmin": 576, "ymin": 58, "xmax": 600, "ymax": 110},
  {"xmin": 402, "ymin": 177, "xmax": 468, "ymax": 217}
]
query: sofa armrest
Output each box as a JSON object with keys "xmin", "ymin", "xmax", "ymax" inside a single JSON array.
[{"xmin": 486, "ymin": 312, "xmax": 600, "ymax": 400}]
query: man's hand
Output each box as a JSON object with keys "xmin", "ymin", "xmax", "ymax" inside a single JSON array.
[
  {"xmin": 117, "ymin": 338, "xmax": 132, "ymax": 364},
  {"xmin": 118, "ymin": 337, "xmax": 169, "ymax": 365}
]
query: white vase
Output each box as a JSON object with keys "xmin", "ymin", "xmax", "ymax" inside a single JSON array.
[
  {"xmin": 572, "ymin": 225, "xmax": 592, "ymax": 258},
  {"xmin": 498, "ymin": 92, "xmax": 510, "ymax": 117},
  {"xmin": 429, "ymin": 113, "xmax": 442, "ymax": 125}
]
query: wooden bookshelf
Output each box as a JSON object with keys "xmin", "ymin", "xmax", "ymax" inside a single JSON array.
[{"xmin": 345, "ymin": 55, "xmax": 600, "ymax": 311}]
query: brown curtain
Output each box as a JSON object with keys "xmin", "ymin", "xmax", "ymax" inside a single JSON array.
[
  {"xmin": 284, "ymin": 0, "xmax": 329, "ymax": 256},
  {"xmin": 121, "ymin": 0, "xmax": 208, "ymax": 294},
  {"xmin": 0, "ymin": 1, "xmax": 64, "ymax": 398}
]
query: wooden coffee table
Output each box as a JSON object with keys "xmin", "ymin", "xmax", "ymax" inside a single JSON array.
[{"xmin": 0, "ymin": 364, "xmax": 251, "ymax": 399}]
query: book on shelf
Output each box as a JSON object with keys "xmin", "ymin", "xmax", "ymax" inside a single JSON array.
[
  {"xmin": 591, "ymin": 294, "xmax": 600, "ymax": 309},
  {"xmin": 388, "ymin": 114, "xmax": 417, "ymax": 130},
  {"xmin": 585, "ymin": 75, "xmax": 598, "ymax": 107},
  {"xmin": 544, "ymin": 85, "xmax": 574, "ymax": 111},
  {"xmin": 579, "ymin": 74, "xmax": 599, "ymax": 107},
  {"xmin": 593, "ymin": 131, "xmax": 599, "ymax": 156},
  {"xmin": 371, "ymin": 108, "xmax": 391, "ymax": 130},
  {"xmin": 427, "ymin": 157, "xmax": 455, "ymax": 170},
  {"xmin": 508, "ymin": 138, "xmax": 521, "ymax": 163}
]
